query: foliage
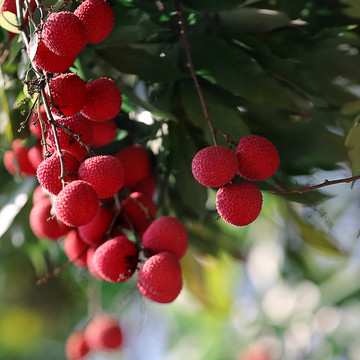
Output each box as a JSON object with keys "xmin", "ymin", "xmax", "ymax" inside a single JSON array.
[{"xmin": 1, "ymin": 0, "xmax": 360, "ymax": 359}]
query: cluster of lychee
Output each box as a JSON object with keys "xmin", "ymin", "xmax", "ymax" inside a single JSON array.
[
  {"xmin": 3, "ymin": 0, "xmax": 188, "ymax": 305},
  {"xmin": 65, "ymin": 314, "xmax": 123, "ymax": 360},
  {"xmin": 191, "ymin": 135, "xmax": 280, "ymax": 226}
]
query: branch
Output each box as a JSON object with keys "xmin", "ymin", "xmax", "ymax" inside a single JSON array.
[
  {"xmin": 268, "ymin": 174, "xmax": 360, "ymax": 195},
  {"xmin": 174, "ymin": 0, "xmax": 218, "ymax": 146}
]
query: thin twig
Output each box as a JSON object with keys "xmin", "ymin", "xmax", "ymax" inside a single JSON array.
[
  {"xmin": 174, "ymin": 0, "xmax": 218, "ymax": 145},
  {"xmin": 268, "ymin": 174, "xmax": 360, "ymax": 195}
]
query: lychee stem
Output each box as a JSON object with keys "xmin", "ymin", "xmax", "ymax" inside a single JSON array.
[{"xmin": 174, "ymin": 0, "xmax": 218, "ymax": 146}]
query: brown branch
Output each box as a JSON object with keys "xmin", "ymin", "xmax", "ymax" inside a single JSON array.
[
  {"xmin": 174, "ymin": 0, "xmax": 218, "ymax": 146},
  {"xmin": 268, "ymin": 174, "xmax": 360, "ymax": 195}
]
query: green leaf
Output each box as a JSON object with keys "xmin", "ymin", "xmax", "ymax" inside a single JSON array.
[
  {"xmin": 97, "ymin": 45, "xmax": 186, "ymax": 82},
  {"xmin": 345, "ymin": 115, "xmax": 360, "ymax": 176},
  {"xmin": 180, "ymin": 0, "xmax": 245, "ymax": 12}
]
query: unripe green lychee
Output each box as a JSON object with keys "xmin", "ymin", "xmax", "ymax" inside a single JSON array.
[
  {"xmin": 92, "ymin": 236, "xmax": 138, "ymax": 282},
  {"xmin": 80, "ymin": 77, "xmax": 122, "ymax": 122},
  {"xmin": 77, "ymin": 155, "xmax": 124, "ymax": 198},
  {"xmin": 55, "ymin": 180, "xmax": 99, "ymax": 227},
  {"xmin": 236, "ymin": 135, "xmax": 280, "ymax": 181},
  {"xmin": 142, "ymin": 216, "xmax": 188, "ymax": 259},
  {"xmin": 137, "ymin": 252, "xmax": 183, "ymax": 304},
  {"xmin": 191, "ymin": 145, "xmax": 238, "ymax": 187},
  {"xmin": 75, "ymin": 0, "xmax": 114, "ymax": 44},
  {"xmin": 84, "ymin": 315, "xmax": 123, "ymax": 350},
  {"xmin": 216, "ymin": 182, "xmax": 262, "ymax": 226},
  {"xmin": 42, "ymin": 11, "xmax": 86, "ymax": 56}
]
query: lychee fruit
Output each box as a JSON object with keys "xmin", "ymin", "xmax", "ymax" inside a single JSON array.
[
  {"xmin": 78, "ymin": 206, "xmax": 114, "ymax": 245},
  {"xmin": 29, "ymin": 198, "xmax": 70, "ymax": 240},
  {"xmin": 75, "ymin": 0, "xmax": 114, "ymax": 44},
  {"xmin": 216, "ymin": 182, "xmax": 263, "ymax": 226},
  {"xmin": 80, "ymin": 77, "xmax": 122, "ymax": 122},
  {"xmin": 142, "ymin": 216, "xmax": 188, "ymax": 259},
  {"xmin": 30, "ymin": 39, "xmax": 76, "ymax": 74},
  {"xmin": 87, "ymin": 246, "xmax": 103, "ymax": 279},
  {"xmin": 27, "ymin": 141, "xmax": 44, "ymax": 169},
  {"xmin": 11, "ymin": 139, "xmax": 36, "ymax": 176},
  {"xmin": 235, "ymin": 135, "xmax": 280, "ymax": 181},
  {"xmin": 77, "ymin": 155, "xmax": 124, "ymax": 198},
  {"xmin": 32, "ymin": 184, "xmax": 49, "ymax": 205},
  {"xmin": 55, "ymin": 180, "xmax": 99, "ymax": 227},
  {"xmin": 64, "ymin": 230, "xmax": 89, "ymax": 268},
  {"xmin": 29, "ymin": 104, "xmax": 48, "ymax": 139},
  {"xmin": 36, "ymin": 150, "xmax": 80, "ymax": 195},
  {"xmin": 42, "ymin": 11, "xmax": 86, "ymax": 56},
  {"xmin": 4, "ymin": 150, "xmax": 17, "ymax": 176},
  {"xmin": 116, "ymin": 144, "xmax": 151, "ymax": 187},
  {"xmin": 191, "ymin": 145, "xmax": 238, "ymax": 187},
  {"xmin": 92, "ymin": 236, "xmax": 138, "ymax": 282},
  {"xmin": 46, "ymin": 114, "xmax": 94, "ymax": 161},
  {"xmin": 84, "ymin": 315, "xmax": 123, "ymax": 350},
  {"xmin": 137, "ymin": 252, "xmax": 183, "ymax": 304},
  {"xmin": 46, "ymin": 73, "xmax": 87, "ymax": 117},
  {"xmin": 65, "ymin": 330, "xmax": 89, "ymax": 360},
  {"xmin": 120, "ymin": 192, "xmax": 156, "ymax": 234},
  {"xmin": 132, "ymin": 173, "xmax": 156, "ymax": 199},
  {"xmin": 90, "ymin": 119, "xmax": 117, "ymax": 147}
]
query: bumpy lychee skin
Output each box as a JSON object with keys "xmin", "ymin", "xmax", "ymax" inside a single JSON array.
[
  {"xmin": 77, "ymin": 155, "xmax": 124, "ymax": 198},
  {"xmin": 80, "ymin": 77, "xmax": 122, "ymax": 122},
  {"xmin": 75, "ymin": 0, "xmax": 114, "ymax": 44},
  {"xmin": 85, "ymin": 315, "xmax": 123, "ymax": 350},
  {"xmin": 137, "ymin": 252, "xmax": 183, "ymax": 304},
  {"xmin": 236, "ymin": 135, "xmax": 280, "ymax": 181},
  {"xmin": 65, "ymin": 330, "xmax": 89, "ymax": 360},
  {"xmin": 116, "ymin": 144, "xmax": 152, "ymax": 187},
  {"xmin": 120, "ymin": 192, "xmax": 156, "ymax": 234},
  {"xmin": 29, "ymin": 104, "xmax": 48, "ymax": 139},
  {"xmin": 47, "ymin": 114, "xmax": 94, "ymax": 161},
  {"xmin": 42, "ymin": 11, "xmax": 86, "ymax": 56},
  {"xmin": 55, "ymin": 180, "xmax": 99, "ymax": 227},
  {"xmin": 191, "ymin": 145, "xmax": 238, "ymax": 187},
  {"xmin": 30, "ymin": 39, "xmax": 76, "ymax": 74},
  {"xmin": 90, "ymin": 120, "xmax": 117, "ymax": 147},
  {"xmin": 216, "ymin": 182, "xmax": 263, "ymax": 227},
  {"xmin": 78, "ymin": 206, "xmax": 113, "ymax": 245},
  {"xmin": 142, "ymin": 216, "xmax": 188, "ymax": 259},
  {"xmin": 29, "ymin": 198, "xmax": 70, "ymax": 240},
  {"xmin": 92, "ymin": 236, "xmax": 138, "ymax": 282},
  {"xmin": 37, "ymin": 150, "xmax": 80, "ymax": 195},
  {"xmin": 11, "ymin": 139, "xmax": 36, "ymax": 176},
  {"xmin": 46, "ymin": 73, "xmax": 87, "ymax": 117},
  {"xmin": 64, "ymin": 230, "xmax": 89, "ymax": 267}
]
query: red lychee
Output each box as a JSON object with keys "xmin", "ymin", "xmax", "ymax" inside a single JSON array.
[
  {"xmin": 120, "ymin": 192, "xmax": 156, "ymax": 234},
  {"xmin": 30, "ymin": 39, "xmax": 76, "ymax": 74},
  {"xmin": 64, "ymin": 230, "xmax": 89, "ymax": 267},
  {"xmin": 191, "ymin": 145, "xmax": 238, "ymax": 187},
  {"xmin": 4, "ymin": 150, "xmax": 17, "ymax": 176},
  {"xmin": 235, "ymin": 135, "xmax": 280, "ymax": 181},
  {"xmin": 65, "ymin": 330, "xmax": 89, "ymax": 360},
  {"xmin": 216, "ymin": 182, "xmax": 263, "ymax": 226},
  {"xmin": 80, "ymin": 77, "xmax": 122, "ymax": 122},
  {"xmin": 27, "ymin": 141, "xmax": 44, "ymax": 169},
  {"xmin": 116, "ymin": 144, "xmax": 152, "ymax": 187},
  {"xmin": 55, "ymin": 180, "xmax": 99, "ymax": 227},
  {"xmin": 46, "ymin": 114, "xmax": 94, "ymax": 161},
  {"xmin": 75, "ymin": 0, "xmax": 114, "ymax": 44},
  {"xmin": 92, "ymin": 236, "xmax": 138, "ymax": 282},
  {"xmin": 29, "ymin": 104, "xmax": 48, "ymax": 139},
  {"xmin": 42, "ymin": 11, "xmax": 86, "ymax": 56},
  {"xmin": 78, "ymin": 206, "xmax": 113, "ymax": 245},
  {"xmin": 11, "ymin": 139, "xmax": 36, "ymax": 176},
  {"xmin": 84, "ymin": 315, "xmax": 123, "ymax": 350},
  {"xmin": 32, "ymin": 184, "xmax": 49, "ymax": 205},
  {"xmin": 29, "ymin": 198, "xmax": 70, "ymax": 240},
  {"xmin": 77, "ymin": 155, "xmax": 124, "ymax": 198},
  {"xmin": 137, "ymin": 252, "xmax": 183, "ymax": 304},
  {"xmin": 36, "ymin": 150, "xmax": 80, "ymax": 195},
  {"xmin": 132, "ymin": 173, "xmax": 156, "ymax": 199},
  {"xmin": 142, "ymin": 216, "xmax": 188, "ymax": 259},
  {"xmin": 46, "ymin": 73, "xmax": 87, "ymax": 117},
  {"xmin": 90, "ymin": 119, "xmax": 117, "ymax": 147},
  {"xmin": 86, "ymin": 246, "xmax": 103, "ymax": 279}
]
